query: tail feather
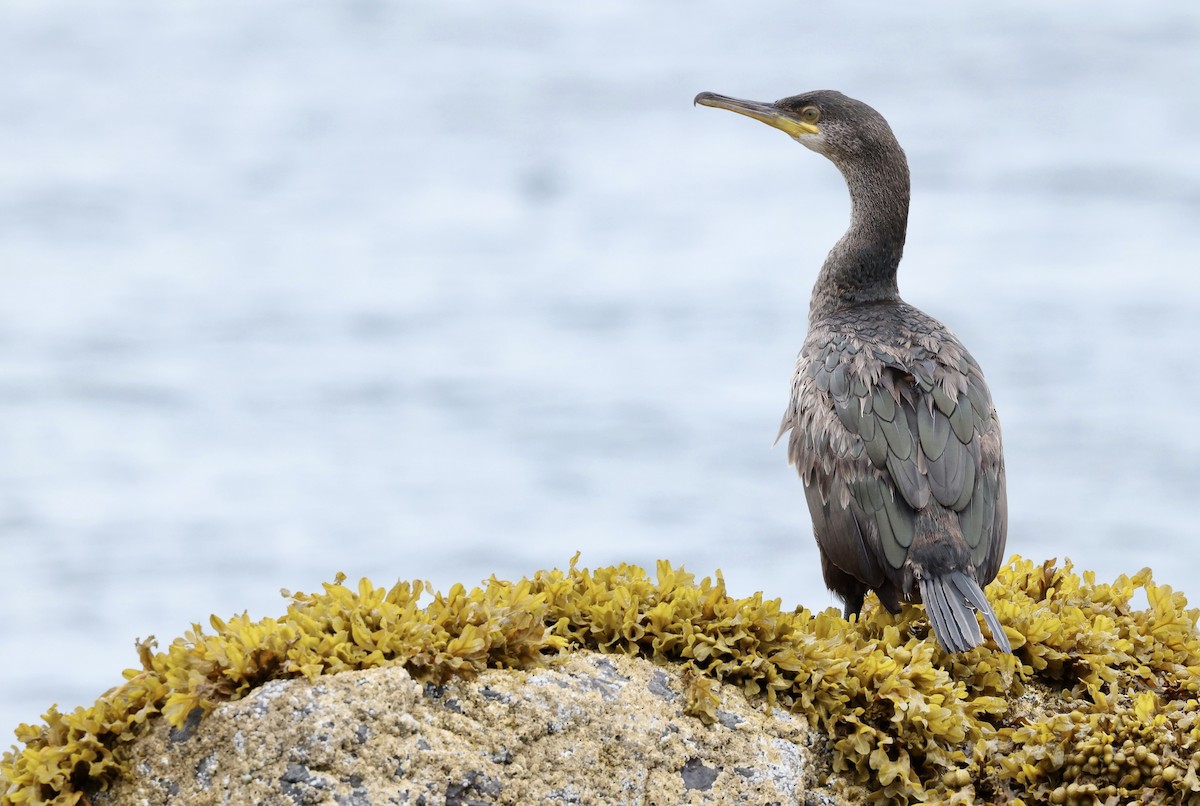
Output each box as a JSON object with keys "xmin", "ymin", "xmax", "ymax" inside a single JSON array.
[
  {"xmin": 920, "ymin": 575, "xmax": 981, "ymax": 653},
  {"xmin": 940, "ymin": 577, "xmax": 984, "ymax": 650},
  {"xmin": 918, "ymin": 571, "xmax": 1010, "ymax": 654},
  {"xmin": 922, "ymin": 581, "xmax": 957, "ymax": 649},
  {"xmin": 950, "ymin": 572, "xmax": 1012, "ymax": 654}
]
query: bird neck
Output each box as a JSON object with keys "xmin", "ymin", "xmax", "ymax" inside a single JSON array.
[{"xmin": 809, "ymin": 146, "xmax": 910, "ymax": 323}]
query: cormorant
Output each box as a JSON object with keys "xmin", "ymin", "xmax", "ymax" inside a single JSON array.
[{"xmin": 695, "ymin": 89, "xmax": 1011, "ymax": 654}]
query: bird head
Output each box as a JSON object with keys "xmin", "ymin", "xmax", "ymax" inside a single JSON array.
[{"xmin": 694, "ymin": 89, "xmax": 896, "ymax": 164}]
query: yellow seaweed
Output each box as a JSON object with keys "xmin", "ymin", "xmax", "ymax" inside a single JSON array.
[{"xmin": 2, "ymin": 556, "xmax": 1199, "ymax": 805}]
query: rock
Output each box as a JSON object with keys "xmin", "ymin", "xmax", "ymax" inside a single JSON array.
[
  {"xmin": 9, "ymin": 558, "xmax": 1197, "ymax": 805},
  {"xmin": 95, "ymin": 652, "xmax": 844, "ymax": 805}
]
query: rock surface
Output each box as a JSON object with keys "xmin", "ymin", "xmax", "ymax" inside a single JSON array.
[{"xmin": 96, "ymin": 652, "xmax": 842, "ymax": 805}]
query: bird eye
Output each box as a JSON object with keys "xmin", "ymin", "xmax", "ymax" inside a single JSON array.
[{"xmin": 800, "ymin": 106, "xmax": 821, "ymax": 124}]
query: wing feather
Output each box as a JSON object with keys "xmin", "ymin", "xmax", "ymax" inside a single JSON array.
[{"xmin": 788, "ymin": 314, "xmax": 1007, "ymax": 603}]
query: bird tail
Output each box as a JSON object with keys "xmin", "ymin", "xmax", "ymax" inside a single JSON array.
[{"xmin": 918, "ymin": 571, "xmax": 1011, "ymax": 654}]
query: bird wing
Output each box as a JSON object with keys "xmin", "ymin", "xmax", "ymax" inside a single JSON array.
[{"xmin": 785, "ymin": 330, "xmax": 1006, "ymax": 584}]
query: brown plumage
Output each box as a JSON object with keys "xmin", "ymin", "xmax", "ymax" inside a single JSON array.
[{"xmin": 696, "ymin": 89, "xmax": 1010, "ymax": 653}]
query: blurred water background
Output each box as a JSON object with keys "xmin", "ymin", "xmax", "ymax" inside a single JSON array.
[{"xmin": 2, "ymin": 0, "xmax": 1199, "ymax": 737}]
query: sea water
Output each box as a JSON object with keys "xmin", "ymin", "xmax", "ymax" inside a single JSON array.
[{"xmin": 2, "ymin": 0, "xmax": 1198, "ymax": 736}]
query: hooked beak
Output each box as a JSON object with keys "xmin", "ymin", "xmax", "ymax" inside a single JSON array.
[{"xmin": 694, "ymin": 91, "xmax": 820, "ymax": 137}]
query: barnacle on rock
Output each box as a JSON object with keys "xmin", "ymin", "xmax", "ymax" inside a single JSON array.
[{"xmin": 3, "ymin": 555, "xmax": 1200, "ymax": 805}]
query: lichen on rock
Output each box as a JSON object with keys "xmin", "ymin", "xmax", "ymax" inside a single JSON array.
[
  {"xmin": 92, "ymin": 652, "xmax": 828, "ymax": 805},
  {"xmin": 3, "ymin": 555, "xmax": 1200, "ymax": 805}
]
